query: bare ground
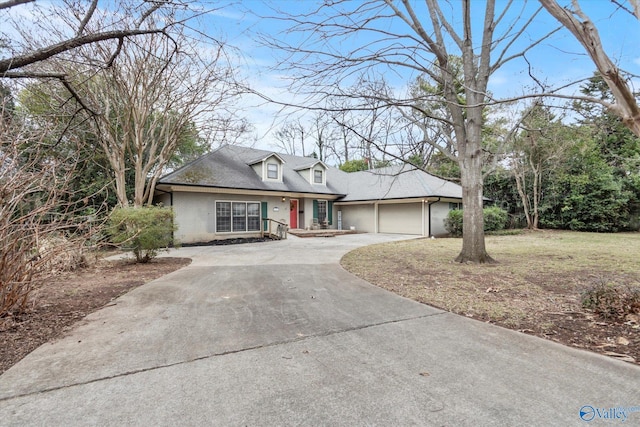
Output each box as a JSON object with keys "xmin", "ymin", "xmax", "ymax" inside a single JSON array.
[
  {"xmin": 0, "ymin": 256, "xmax": 191, "ymax": 375},
  {"xmin": 341, "ymin": 230, "xmax": 640, "ymax": 366}
]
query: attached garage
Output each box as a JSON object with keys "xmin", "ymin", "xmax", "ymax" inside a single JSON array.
[{"xmin": 378, "ymin": 202, "xmax": 423, "ymax": 234}]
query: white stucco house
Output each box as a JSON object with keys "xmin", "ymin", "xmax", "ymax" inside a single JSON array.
[{"xmin": 155, "ymin": 145, "xmax": 463, "ymax": 244}]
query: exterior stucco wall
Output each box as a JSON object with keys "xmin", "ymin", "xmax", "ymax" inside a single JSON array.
[
  {"xmin": 430, "ymin": 202, "xmax": 451, "ymax": 236},
  {"xmin": 169, "ymin": 191, "xmax": 457, "ymax": 242},
  {"xmin": 171, "ymin": 192, "xmax": 292, "ymax": 244},
  {"xmin": 301, "ymin": 198, "xmax": 315, "ymax": 229}
]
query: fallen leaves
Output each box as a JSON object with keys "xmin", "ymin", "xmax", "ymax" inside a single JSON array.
[{"xmin": 617, "ymin": 337, "xmax": 630, "ymax": 346}]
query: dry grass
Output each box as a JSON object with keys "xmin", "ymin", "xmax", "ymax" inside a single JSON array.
[{"xmin": 341, "ymin": 230, "xmax": 640, "ymax": 363}]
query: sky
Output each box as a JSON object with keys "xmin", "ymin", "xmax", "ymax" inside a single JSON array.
[
  {"xmin": 3, "ymin": 0, "xmax": 639, "ymax": 156},
  {"xmin": 193, "ymin": 0, "xmax": 640, "ymax": 152}
]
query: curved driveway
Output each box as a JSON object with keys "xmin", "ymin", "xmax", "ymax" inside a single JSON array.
[{"xmin": 1, "ymin": 234, "xmax": 639, "ymax": 426}]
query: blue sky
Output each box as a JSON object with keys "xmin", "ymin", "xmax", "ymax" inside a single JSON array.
[
  {"xmin": 5, "ymin": 0, "xmax": 637, "ymax": 152},
  {"xmin": 193, "ymin": 0, "xmax": 639, "ymax": 150}
]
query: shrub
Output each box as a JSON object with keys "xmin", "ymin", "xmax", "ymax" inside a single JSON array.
[
  {"xmin": 444, "ymin": 209, "xmax": 464, "ymax": 237},
  {"xmin": 107, "ymin": 206, "xmax": 176, "ymax": 263},
  {"xmin": 581, "ymin": 281, "xmax": 640, "ymax": 319},
  {"xmin": 483, "ymin": 206, "xmax": 508, "ymax": 232},
  {"xmin": 443, "ymin": 206, "xmax": 508, "ymax": 237}
]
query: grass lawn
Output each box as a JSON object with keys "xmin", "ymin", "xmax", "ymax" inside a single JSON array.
[{"xmin": 341, "ymin": 230, "xmax": 640, "ymax": 364}]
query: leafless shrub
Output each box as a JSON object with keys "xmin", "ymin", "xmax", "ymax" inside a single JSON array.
[
  {"xmin": 581, "ymin": 279, "xmax": 640, "ymax": 320},
  {"xmin": 0, "ymin": 108, "xmax": 103, "ymax": 318}
]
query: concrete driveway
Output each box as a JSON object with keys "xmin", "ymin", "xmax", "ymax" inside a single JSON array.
[{"xmin": 1, "ymin": 234, "xmax": 639, "ymax": 426}]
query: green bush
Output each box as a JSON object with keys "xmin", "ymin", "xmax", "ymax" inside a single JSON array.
[
  {"xmin": 483, "ymin": 206, "xmax": 508, "ymax": 232},
  {"xmin": 581, "ymin": 281, "xmax": 640, "ymax": 319},
  {"xmin": 444, "ymin": 209, "xmax": 464, "ymax": 237},
  {"xmin": 444, "ymin": 206, "xmax": 508, "ymax": 237},
  {"xmin": 107, "ymin": 206, "xmax": 176, "ymax": 263}
]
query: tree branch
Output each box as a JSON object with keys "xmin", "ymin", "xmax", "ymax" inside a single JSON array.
[
  {"xmin": 0, "ymin": 29, "xmax": 166, "ymax": 74},
  {"xmin": 0, "ymin": 0, "xmax": 32, "ymax": 10},
  {"xmin": 76, "ymin": 0, "xmax": 99, "ymax": 37}
]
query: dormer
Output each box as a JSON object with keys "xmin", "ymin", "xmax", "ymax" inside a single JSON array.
[
  {"xmin": 295, "ymin": 160, "xmax": 327, "ymax": 186},
  {"xmin": 247, "ymin": 152, "xmax": 286, "ymax": 183}
]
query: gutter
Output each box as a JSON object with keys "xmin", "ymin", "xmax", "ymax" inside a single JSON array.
[{"xmin": 154, "ymin": 187, "xmax": 173, "ymax": 207}]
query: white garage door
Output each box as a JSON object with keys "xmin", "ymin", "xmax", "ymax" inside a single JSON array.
[{"xmin": 378, "ymin": 203, "xmax": 422, "ymax": 234}]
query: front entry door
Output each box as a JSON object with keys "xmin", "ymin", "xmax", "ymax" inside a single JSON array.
[{"xmin": 289, "ymin": 199, "xmax": 299, "ymax": 229}]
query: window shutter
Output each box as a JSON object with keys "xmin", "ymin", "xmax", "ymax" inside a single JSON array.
[
  {"xmin": 261, "ymin": 201, "xmax": 268, "ymax": 231},
  {"xmin": 328, "ymin": 201, "xmax": 333, "ymax": 225},
  {"xmin": 313, "ymin": 199, "xmax": 318, "ymax": 220}
]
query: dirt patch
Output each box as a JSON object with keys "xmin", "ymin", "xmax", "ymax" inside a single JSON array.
[
  {"xmin": 0, "ymin": 256, "xmax": 191, "ymax": 374},
  {"xmin": 341, "ymin": 231, "xmax": 640, "ymax": 366}
]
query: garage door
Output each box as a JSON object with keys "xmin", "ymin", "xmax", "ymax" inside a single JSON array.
[{"xmin": 378, "ymin": 203, "xmax": 422, "ymax": 234}]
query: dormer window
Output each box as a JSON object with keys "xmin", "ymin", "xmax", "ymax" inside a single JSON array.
[
  {"xmin": 267, "ymin": 163, "xmax": 279, "ymax": 179},
  {"xmin": 247, "ymin": 152, "xmax": 285, "ymax": 182},
  {"xmin": 295, "ymin": 160, "xmax": 327, "ymax": 185}
]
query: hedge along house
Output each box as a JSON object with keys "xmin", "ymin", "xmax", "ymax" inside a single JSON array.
[{"xmin": 155, "ymin": 145, "xmax": 463, "ymax": 244}]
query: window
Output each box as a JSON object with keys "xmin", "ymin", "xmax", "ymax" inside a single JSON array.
[
  {"xmin": 216, "ymin": 201, "xmax": 261, "ymax": 232},
  {"xmin": 317, "ymin": 200, "xmax": 327, "ymax": 222},
  {"xmin": 232, "ymin": 202, "xmax": 246, "ymax": 231},
  {"xmin": 247, "ymin": 202, "xmax": 260, "ymax": 231},
  {"xmin": 267, "ymin": 163, "xmax": 278, "ymax": 179},
  {"xmin": 449, "ymin": 202, "xmax": 463, "ymax": 210},
  {"xmin": 314, "ymin": 169, "xmax": 323, "ymax": 184},
  {"xmin": 216, "ymin": 202, "xmax": 231, "ymax": 232}
]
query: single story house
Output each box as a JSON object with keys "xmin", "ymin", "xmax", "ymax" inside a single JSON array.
[{"xmin": 155, "ymin": 145, "xmax": 463, "ymax": 243}]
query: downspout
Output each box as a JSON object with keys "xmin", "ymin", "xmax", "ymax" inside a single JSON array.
[
  {"xmin": 374, "ymin": 201, "xmax": 379, "ymax": 233},
  {"xmin": 154, "ymin": 187, "xmax": 174, "ymax": 243},
  {"xmin": 425, "ymin": 197, "xmax": 441, "ymax": 237}
]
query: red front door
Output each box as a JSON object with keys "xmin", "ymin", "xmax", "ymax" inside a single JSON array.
[{"xmin": 290, "ymin": 199, "xmax": 298, "ymax": 228}]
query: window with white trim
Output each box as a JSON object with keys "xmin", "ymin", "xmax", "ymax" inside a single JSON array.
[
  {"xmin": 314, "ymin": 169, "xmax": 323, "ymax": 184},
  {"xmin": 449, "ymin": 202, "xmax": 463, "ymax": 210},
  {"xmin": 216, "ymin": 202, "xmax": 231, "ymax": 232},
  {"xmin": 216, "ymin": 201, "xmax": 261, "ymax": 232},
  {"xmin": 267, "ymin": 163, "xmax": 279, "ymax": 179}
]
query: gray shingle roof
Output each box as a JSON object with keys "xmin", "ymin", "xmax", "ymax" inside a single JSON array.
[
  {"xmin": 158, "ymin": 145, "xmax": 462, "ymax": 201},
  {"xmin": 159, "ymin": 145, "xmax": 346, "ymax": 196},
  {"xmin": 339, "ymin": 164, "xmax": 462, "ymax": 201}
]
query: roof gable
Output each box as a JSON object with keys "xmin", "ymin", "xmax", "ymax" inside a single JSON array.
[
  {"xmin": 293, "ymin": 160, "xmax": 327, "ymax": 171},
  {"xmin": 246, "ymin": 152, "xmax": 286, "ymax": 166}
]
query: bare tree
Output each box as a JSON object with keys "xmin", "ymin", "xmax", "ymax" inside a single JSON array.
[
  {"xmin": 274, "ymin": 120, "xmax": 307, "ymax": 156},
  {"xmin": 266, "ymin": 0, "xmax": 555, "ymax": 262},
  {"xmin": 540, "ymin": 0, "xmax": 640, "ymax": 136},
  {"xmin": 307, "ymin": 111, "xmax": 338, "ymax": 162},
  {"xmin": 1, "ymin": 0, "xmax": 174, "ymax": 76},
  {"xmin": 0, "ymin": 109, "xmax": 99, "ymax": 318},
  {"xmin": 508, "ymin": 102, "xmax": 571, "ymax": 229},
  {"xmin": 68, "ymin": 28, "xmax": 239, "ymax": 207}
]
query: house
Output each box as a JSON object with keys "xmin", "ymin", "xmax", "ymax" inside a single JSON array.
[{"xmin": 155, "ymin": 145, "xmax": 463, "ymax": 243}]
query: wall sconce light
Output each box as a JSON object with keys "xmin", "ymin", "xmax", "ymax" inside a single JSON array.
[{"xmin": 282, "ymin": 196, "xmax": 286, "ymax": 202}]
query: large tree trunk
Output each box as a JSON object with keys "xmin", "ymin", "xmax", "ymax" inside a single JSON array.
[
  {"xmin": 455, "ymin": 121, "xmax": 495, "ymax": 263},
  {"xmin": 453, "ymin": 0, "xmax": 496, "ymax": 263}
]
